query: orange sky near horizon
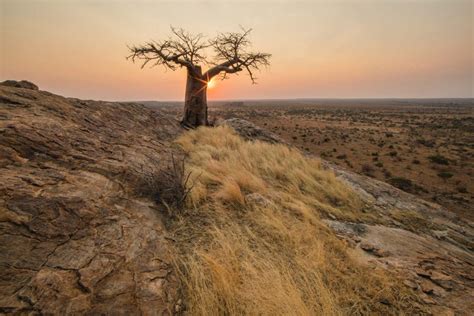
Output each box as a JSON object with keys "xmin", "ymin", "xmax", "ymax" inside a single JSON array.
[{"xmin": 1, "ymin": 0, "xmax": 472, "ymax": 100}]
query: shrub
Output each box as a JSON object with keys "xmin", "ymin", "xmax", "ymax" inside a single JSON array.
[
  {"xmin": 417, "ymin": 138, "xmax": 435, "ymax": 147},
  {"xmin": 389, "ymin": 177, "xmax": 413, "ymax": 191},
  {"xmin": 457, "ymin": 186, "xmax": 468, "ymax": 193},
  {"xmin": 134, "ymin": 154, "xmax": 193, "ymax": 210},
  {"xmin": 437, "ymin": 171, "xmax": 453, "ymax": 180},
  {"xmin": 428, "ymin": 154, "xmax": 449, "ymax": 165},
  {"xmin": 389, "ymin": 177, "xmax": 426, "ymax": 193},
  {"xmin": 361, "ymin": 164, "xmax": 374, "ymax": 175}
]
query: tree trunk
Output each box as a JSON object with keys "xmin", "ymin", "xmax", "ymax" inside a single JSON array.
[{"xmin": 181, "ymin": 66, "xmax": 208, "ymax": 128}]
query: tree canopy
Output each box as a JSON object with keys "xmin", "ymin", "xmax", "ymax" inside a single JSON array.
[{"xmin": 127, "ymin": 27, "xmax": 271, "ymax": 83}]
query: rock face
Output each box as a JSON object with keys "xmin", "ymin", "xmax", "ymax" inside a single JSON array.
[
  {"xmin": 223, "ymin": 118, "xmax": 474, "ymax": 315},
  {"xmin": 0, "ymin": 84, "xmax": 182, "ymax": 314},
  {"xmin": 0, "ymin": 80, "xmax": 39, "ymax": 90},
  {"xmin": 218, "ymin": 118, "xmax": 285, "ymax": 144}
]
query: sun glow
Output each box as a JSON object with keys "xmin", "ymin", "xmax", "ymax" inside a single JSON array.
[{"xmin": 207, "ymin": 78, "xmax": 217, "ymax": 89}]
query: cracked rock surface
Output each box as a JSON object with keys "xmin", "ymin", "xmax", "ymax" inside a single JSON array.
[{"xmin": 0, "ymin": 84, "xmax": 182, "ymax": 314}]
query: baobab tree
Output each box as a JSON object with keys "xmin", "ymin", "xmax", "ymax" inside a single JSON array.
[{"xmin": 127, "ymin": 27, "xmax": 271, "ymax": 127}]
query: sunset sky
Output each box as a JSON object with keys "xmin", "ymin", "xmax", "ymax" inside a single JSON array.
[{"xmin": 1, "ymin": 0, "xmax": 472, "ymax": 100}]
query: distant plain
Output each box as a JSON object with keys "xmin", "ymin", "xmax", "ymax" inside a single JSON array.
[{"xmin": 148, "ymin": 98, "xmax": 474, "ymax": 220}]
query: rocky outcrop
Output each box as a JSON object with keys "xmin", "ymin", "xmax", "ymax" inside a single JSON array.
[
  {"xmin": 0, "ymin": 84, "xmax": 183, "ymax": 314},
  {"xmin": 218, "ymin": 118, "xmax": 286, "ymax": 144},
  {"xmin": 224, "ymin": 118, "xmax": 474, "ymax": 315},
  {"xmin": 326, "ymin": 167, "xmax": 474, "ymax": 315},
  {"xmin": 0, "ymin": 80, "xmax": 39, "ymax": 90}
]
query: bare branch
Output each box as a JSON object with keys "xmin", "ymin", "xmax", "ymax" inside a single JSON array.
[
  {"xmin": 127, "ymin": 26, "xmax": 271, "ymax": 84},
  {"xmin": 204, "ymin": 28, "xmax": 271, "ymax": 83},
  {"xmin": 127, "ymin": 26, "xmax": 209, "ymax": 75}
]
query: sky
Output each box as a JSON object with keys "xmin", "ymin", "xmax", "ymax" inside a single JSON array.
[{"xmin": 1, "ymin": 0, "xmax": 472, "ymax": 100}]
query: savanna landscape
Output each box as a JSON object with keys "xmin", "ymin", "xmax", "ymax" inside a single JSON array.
[
  {"xmin": 1, "ymin": 0, "xmax": 473, "ymax": 315},
  {"xmin": 155, "ymin": 98, "xmax": 473, "ymax": 220}
]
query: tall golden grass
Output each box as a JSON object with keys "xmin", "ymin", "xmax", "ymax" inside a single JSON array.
[{"xmin": 171, "ymin": 126, "xmax": 425, "ymax": 315}]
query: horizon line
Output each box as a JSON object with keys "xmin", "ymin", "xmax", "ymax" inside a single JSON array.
[{"xmin": 128, "ymin": 97, "xmax": 474, "ymax": 103}]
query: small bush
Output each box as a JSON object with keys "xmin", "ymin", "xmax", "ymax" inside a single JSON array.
[
  {"xmin": 389, "ymin": 177, "xmax": 426, "ymax": 193},
  {"xmin": 361, "ymin": 164, "xmax": 374, "ymax": 176},
  {"xmin": 428, "ymin": 154, "xmax": 449, "ymax": 165},
  {"xmin": 437, "ymin": 171, "xmax": 453, "ymax": 180},
  {"xmin": 417, "ymin": 139, "xmax": 435, "ymax": 148},
  {"xmin": 134, "ymin": 154, "xmax": 193, "ymax": 209},
  {"xmin": 457, "ymin": 186, "xmax": 468, "ymax": 193},
  {"xmin": 389, "ymin": 177, "xmax": 413, "ymax": 191}
]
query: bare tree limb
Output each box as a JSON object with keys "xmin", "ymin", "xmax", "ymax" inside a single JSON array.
[
  {"xmin": 127, "ymin": 26, "xmax": 210, "ymax": 76},
  {"xmin": 204, "ymin": 28, "xmax": 271, "ymax": 83},
  {"xmin": 128, "ymin": 26, "xmax": 271, "ymax": 83}
]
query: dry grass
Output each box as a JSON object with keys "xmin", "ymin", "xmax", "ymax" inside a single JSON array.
[{"xmin": 171, "ymin": 126, "xmax": 425, "ymax": 315}]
